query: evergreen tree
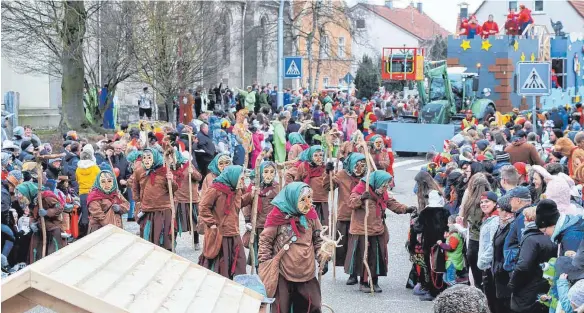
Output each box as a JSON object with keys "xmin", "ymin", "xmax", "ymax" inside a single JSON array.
[{"xmin": 354, "ymin": 54, "xmax": 380, "ymax": 99}]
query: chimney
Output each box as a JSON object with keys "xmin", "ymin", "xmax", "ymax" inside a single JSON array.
[
  {"xmin": 417, "ymin": 2, "xmax": 423, "ymax": 13},
  {"xmin": 385, "ymin": 0, "xmax": 393, "ymax": 9}
]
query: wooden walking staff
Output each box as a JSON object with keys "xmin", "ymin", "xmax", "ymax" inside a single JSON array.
[
  {"xmin": 164, "ymin": 147, "xmax": 177, "ymax": 253},
  {"xmin": 325, "ymin": 130, "xmax": 338, "ymax": 280},
  {"xmin": 249, "ymin": 152, "xmax": 264, "ymax": 275},
  {"xmin": 187, "ymin": 133, "xmax": 195, "ymax": 248},
  {"xmin": 33, "ymin": 152, "xmax": 64, "ymax": 258},
  {"xmin": 359, "ymin": 133, "xmax": 375, "ymax": 295}
]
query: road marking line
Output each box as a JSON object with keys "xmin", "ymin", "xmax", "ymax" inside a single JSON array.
[
  {"xmin": 406, "ymin": 163, "xmax": 429, "ymax": 171},
  {"xmin": 392, "ymin": 159, "xmax": 426, "ymax": 168}
]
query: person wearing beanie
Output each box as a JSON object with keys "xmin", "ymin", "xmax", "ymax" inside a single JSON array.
[
  {"xmin": 494, "ymin": 151, "xmax": 512, "ymax": 173},
  {"xmin": 476, "ymin": 191, "xmax": 500, "ymax": 311},
  {"xmin": 75, "ymin": 149, "xmax": 100, "ymax": 238},
  {"xmin": 433, "ymin": 285, "xmax": 490, "ymax": 313},
  {"xmin": 509, "ymin": 199, "xmax": 557, "ymax": 313},
  {"xmin": 538, "ymin": 199, "xmax": 584, "ymax": 256}
]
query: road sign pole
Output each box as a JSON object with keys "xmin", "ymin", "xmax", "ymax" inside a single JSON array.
[
  {"xmin": 532, "ymin": 96, "xmax": 537, "ymax": 130},
  {"xmin": 277, "ymin": 0, "xmax": 284, "ymax": 109}
]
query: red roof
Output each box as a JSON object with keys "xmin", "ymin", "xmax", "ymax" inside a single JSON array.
[
  {"xmin": 359, "ymin": 4, "xmax": 451, "ymax": 40},
  {"xmin": 569, "ymin": 0, "xmax": 584, "ymax": 18}
]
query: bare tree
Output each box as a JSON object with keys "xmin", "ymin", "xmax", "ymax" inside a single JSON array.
[
  {"xmin": 130, "ymin": 1, "xmax": 227, "ymax": 123},
  {"xmin": 2, "ymin": 1, "xmax": 98, "ymax": 129}
]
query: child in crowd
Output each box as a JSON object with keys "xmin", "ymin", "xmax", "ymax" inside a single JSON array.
[{"xmin": 438, "ymin": 216, "xmax": 466, "ymax": 286}]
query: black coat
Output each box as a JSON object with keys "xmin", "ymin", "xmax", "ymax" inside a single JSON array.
[
  {"xmin": 491, "ymin": 222, "xmax": 512, "ymax": 299},
  {"xmin": 413, "ymin": 206, "xmax": 450, "ymax": 253},
  {"xmin": 111, "ymin": 153, "xmax": 131, "ymax": 181},
  {"xmin": 195, "ymin": 131, "xmax": 216, "ymax": 162},
  {"xmin": 509, "ymin": 227, "xmax": 557, "ymax": 312}
]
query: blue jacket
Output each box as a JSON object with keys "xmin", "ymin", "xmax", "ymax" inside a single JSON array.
[
  {"xmin": 503, "ymin": 206, "xmax": 529, "ymax": 272},
  {"xmin": 550, "ymin": 214, "xmax": 584, "ymax": 255},
  {"xmin": 557, "ymin": 277, "xmax": 575, "ymax": 313}
]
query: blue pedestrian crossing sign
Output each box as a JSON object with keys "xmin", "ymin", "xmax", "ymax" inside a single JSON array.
[
  {"xmin": 517, "ymin": 62, "xmax": 551, "ymax": 96},
  {"xmin": 284, "ymin": 56, "xmax": 302, "ymax": 79}
]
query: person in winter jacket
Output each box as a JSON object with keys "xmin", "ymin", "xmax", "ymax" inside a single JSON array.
[
  {"xmin": 517, "ymin": 4, "xmax": 534, "ymax": 37},
  {"xmin": 439, "ymin": 221, "xmax": 465, "ymax": 287},
  {"xmin": 509, "ymin": 205, "xmax": 557, "ymax": 313},
  {"xmin": 538, "ymin": 199, "xmax": 584, "ymax": 256},
  {"xmin": 503, "ymin": 186, "xmax": 533, "ymax": 272},
  {"xmin": 545, "ymin": 176, "xmax": 584, "ymax": 215},
  {"xmin": 87, "ymin": 170, "xmax": 130, "ymax": 233},
  {"xmin": 75, "ymin": 150, "xmax": 100, "ymax": 238},
  {"xmin": 481, "ymin": 14, "xmax": 499, "ymax": 38},
  {"xmin": 505, "ymin": 130, "xmax": 545, "ymax": 166},
  {"xmin": 62, "ymin": 142, "xmax": 80, "ymax": 190},
  {"xmin": 491, "ymin": 195, "xmax": 515, "ymax": 313},
  {"xmin": 235, "ymin": 86, "xmax": 257, "ymax": 112},
  {"xmin": 504, "ymin": 13, "xmax": 520, "ymax": 36},
  {"xmin": 477, "ymin": 191, "xmax": 500, "ymax": 312},
  {"xmin": 414, "ymin": 190, "xmax": 450, "ymax": 300}
]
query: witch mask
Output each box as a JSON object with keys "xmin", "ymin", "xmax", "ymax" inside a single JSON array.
[
  {"xmin": 262, "ymin": 166, "xmax": 276, "ymax": 185},
  {"xmin": 218, "ymin": 155, "xmax": 232, "ymax": 173},
  {"xmin": 142, "ymin": 151, "xmax": 154, "ymax": 169},
  {"xmin": 353, "ymin": 160, "xmax": 366, "ymax": 176},
  {"xmin": 312, "ymin": 151, "xmax": 324, "ymax": 166},
  {"xmin": 99, "ymin": 172, "xmax": 115, "ymax": 193},
  {"xmin": 297, "ymin": 187, "xmax": 313, "ymax": 214}
]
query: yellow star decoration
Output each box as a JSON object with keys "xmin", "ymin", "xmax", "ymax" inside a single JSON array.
[
  {"xmin": 530, "ymin": 53, "xmax": 536, "ymax": 62},
  {"xmin": 460, "ymin": 40, "xmax": 471, "ymax": 51},
  {"xmin": 520, "ymin": 52, "xmax": 526, "ymax": 62},
  {"xmin": 481, "ymin": 40, "xmax": 492, "ymax": 51},
  {"xmin": 513, "ymin": 40, "xmax": 519, "ymax": 51}
]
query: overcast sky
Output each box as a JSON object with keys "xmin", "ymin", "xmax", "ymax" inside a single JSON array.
[{"xmin": 347, "ymin": 0, "xmax": 484, "ymax": 33}]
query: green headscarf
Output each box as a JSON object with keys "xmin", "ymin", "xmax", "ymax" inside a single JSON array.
[
  {"xmin": 208, "ymin": 152, "xmax": 231, "ymax": 176},
  {"xmin": 92, "ymin": 170, "xmax": 118, "ymax": 194},
  {"xmin": 304, "ymin": 145, "xmax": 323, "ymax": 165},
  {"xmin": 289, "ymin": 132, "xmax": 306, "ymax": 145},
  {"xmin": 344, "ymin": 153, "xmax": 366, "ymax": 176},
  {"xmin": 126, "ymin": 150, "xmax": 142, "ymax": 163},
  {"xmin": 213, "ymin": 165, "xmax": 243, "ymax": 190},
  {"xmin": 361, "ymin": 170, "xmax": 393, "ymax": 190},
  {"xmin": 15, "ymin": 181, "xmax": 38, "ymax": 203},
  {"xmin": 142, "ymin": 148, "xmax": 164, "ymax": 174},
  {"xmin": 271, "ymin": 182, "xmax": 311, "ymax": 228},
  {"xmin": 298, "ymin": 149, "xmax": 311, "ymax": 162},
  {"xmin": 369, "ymin": 134, "xmax": 382, "ymax": 144},
  {"xmin": 174, "ymin": 149, "xmax": 188, "ymax": 167}
]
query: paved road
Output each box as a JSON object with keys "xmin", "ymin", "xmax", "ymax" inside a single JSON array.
[{"xmin": 25, "ymin": 156, "xmax": 432, "ymax": 313}]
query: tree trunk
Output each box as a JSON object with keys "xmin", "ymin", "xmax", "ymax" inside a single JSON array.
[
  {"xmin": 61, "ymin": 1, "xmax": 87, "ymax": 130},
  {"xmin": 314, "ymin": 25, "xmax": 325, "ymax": 91},
  {"xmin": 165, "ymin": 97, "xmax": 175, "ymax": 124},
  {"xmin": 307, "ymin": 3, "xmax": 319, "ymax": 92}
]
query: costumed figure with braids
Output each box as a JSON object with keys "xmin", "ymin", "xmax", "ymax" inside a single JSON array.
[
  {"xmin": 16, "ymin": 182, "xmax": 66, "ymax": 264},
  {"xmin": 293, "ymin": 145, "xmax": 331, "ymax": 226},
  {"xmin": 198, "ymin": 165, "xmax": 247, "ymax": 279},
  {"xmin": 233, "ymin": 109, "xmax": 252, "ymax": 163},
  {"xmin": 288, "ymin": 132, "xmax": 309, "ymax": 161},
  {"xmin": 369, "ymin": 135, "xmax": 392, "ymax": 188},
  {"xmin": 324, "ymin": 153, "xmax": 366, "ymax": 284},
  {"xmin": 131, "ymin": 148, "xmax": 177, "ymax": 250},
  {"xmin": 258, "ymin": 182, "xmax": 327, "ymax": 313},
  {"xmin": 284, "ymin": 149, "xmax": 308, "ymax": 185},
  {"xmin": 200, "ymin": 153, "xmax": 232, "ymax": 196},
  {"xmin": 345, "ymin": 170, "xmax": 414, "ymax": 293},
  {"xmin": 172, "ymin": 150, "xmax": 202, "ymax": 249},
  {"xmin": 87, "ymin": 170, "xmax": 129, "ymax": 233},
  {"xmin": 242, "ymin": 161, "xmax": 279, "ymax": 270}
]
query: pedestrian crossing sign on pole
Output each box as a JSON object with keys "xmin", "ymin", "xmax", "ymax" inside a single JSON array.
[
  {"xmin": 517, "ymin": 62, "xmax": 551, "ymax": 96},
  {"xmin": 284, "ymin": 56, "xmax": 303, "ymax": 79}
]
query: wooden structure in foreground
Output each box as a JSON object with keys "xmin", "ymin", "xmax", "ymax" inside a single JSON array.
[{"xmin": 1, "ymin": 225, "xmax": 263, "ymax": 313}]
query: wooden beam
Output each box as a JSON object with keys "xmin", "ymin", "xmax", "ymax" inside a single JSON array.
[
  {"xmin": 187, "ymin": 273, "xmax": 226, "ymax": 313},
  {"xmin": 1, "ymin": 268, "xmax": 31, "ymax": 302},
  {"xmin": 32, "ymin": 225, "xmax": 117, "ymax": 275},
  {"xmin": 212, "ymin": 282, "xmax": 245, "ymax": 313},
  {"xmin": 1, "ymin": 293, "xmax": 36, "ymax": 313},
  {"xmin": 20, "ymin": 288, "xmax": 91, "ymax": 313},
  {"xmin": 238, "ymin": 294, "xmax": 262, "ymax": 313},
  {"xmin": 30, "ymin": 271, "xmax": 128, "ymax": 313},
  {"xmin": 157, "ymin": 267, "xmax": 208, "ymax": 313}
]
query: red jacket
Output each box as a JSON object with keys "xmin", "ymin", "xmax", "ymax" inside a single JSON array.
[
  {"xmin": 505, "ymin": 19, "xmax": 520, "ymax": 35},
  {"xmin": 481, "ymin": 21, "xmax": 499, "ymax": 37},
  {"xmin": 518, "ymin": 8, "xmax": 533, "ymax": 24}
]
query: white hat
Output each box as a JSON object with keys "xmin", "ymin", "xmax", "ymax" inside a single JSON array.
[
  {"xmin": 427, "ymin": 190, "xmax": 445, "ymax": 208},
  {"xmin": 2, "ymin": 140, "xmax": 21, "ymax": 153}
]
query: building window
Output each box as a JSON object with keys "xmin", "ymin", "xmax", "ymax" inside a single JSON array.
[
  {"xmin": 508, "ymin": 1, "xmax": 518, "ymax": 11},
  {"xmin": 552, "ymin": 58, "xmax": 567, "ymax": 90},
  {"xmin": 323, "ymin": 77, "xmax": 329, "ymax": 87},
  {"xmin": 356, "ymin": 19, "xmax": 365, "ymax": 29},
  {"xmin": 534, "ymin": 0, "xmax": 544, "ymax": 12},
  {"xmin": 321, "ymin": 35, "xmax": 329, "ymax": 59},
  {"xmin": 338, "ymin": 36, "xmax": 345, "ymax": 58},
  {"xmin": 339, "ymin": 78, "xmax": 344, "ymax": 85}
]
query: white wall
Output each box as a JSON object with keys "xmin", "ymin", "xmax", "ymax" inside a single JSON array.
[
  {"xmin": 474, "ymin": 0, "xmax": 584, "ymax": 34},
  {"xmin": 1, "ymin": 57, "xmax": 51, "ymax": 109},
  {"xmin": 351, "ymin": 5, "xmax": 420, "ymax": 72}
]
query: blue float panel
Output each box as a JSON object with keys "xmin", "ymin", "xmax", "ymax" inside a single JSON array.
[{"xmin": 377, "ymin": 122, "xmax": 456, "ymax": 153}]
